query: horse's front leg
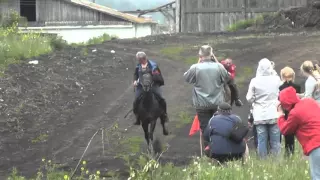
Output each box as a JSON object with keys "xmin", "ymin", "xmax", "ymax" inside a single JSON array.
[
  {"xmin": 148, "ymin": 120, "xmax": 157, "ymax": 155},
  {"xmin": 149, "ymin": 120, "xmax": 157, "ymax": 142},
  {"xmin": 160, "ymin": 115, "xmax": 169, "ymax": 136},
  {"xmin": 142, "ymin": 122, "xmax": 149, "ymax": 146}
]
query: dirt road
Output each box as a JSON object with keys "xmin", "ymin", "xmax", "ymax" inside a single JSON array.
[{"xmin": 1, "ymin": 31, "xmax": 320, "ymax": 178}]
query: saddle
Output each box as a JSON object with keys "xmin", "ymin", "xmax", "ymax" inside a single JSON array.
[{"xmin": 136, "ymin": 91, "xmax": 162, "ymax": 104}]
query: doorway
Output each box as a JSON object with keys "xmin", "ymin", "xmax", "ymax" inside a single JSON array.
[{"xmin": 20, "ymin": 0, "xmax": 36, "ymax": 21}]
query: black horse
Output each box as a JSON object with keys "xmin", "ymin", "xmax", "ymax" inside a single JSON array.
[{"xmin": 136, "ymin": 73, "xmax": 169, "ymax": 151}]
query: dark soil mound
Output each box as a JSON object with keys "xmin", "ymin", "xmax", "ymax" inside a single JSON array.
[{"xmin": 252, "ymin": 5, "xmax": 320, "ymax": 30}]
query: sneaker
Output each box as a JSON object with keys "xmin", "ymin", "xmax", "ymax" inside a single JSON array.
[{"xmin": 235, "ymin": 99, "xmax": 243, "ymax": 107}]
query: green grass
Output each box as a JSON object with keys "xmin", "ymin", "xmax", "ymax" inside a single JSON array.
[
  {"xmin": 70, "ymin": 33, "xmax": 117, "ymax": 47},
  {"xmin": 226, "ymin": 12, "xmax": 279, "ymax": 32},
  {"xmin": 119, "ymin": 136, "xmax": 144, "ymax": 154},
  {"xmin": 175, "ymin": 111, "xmax": 193, "ymax": 128},
  {"xmin": 8, "ymin": 145, "xmax": 311, "ymax": 180},
  {"xmin": 235, "ymin": 66, "xmax": 254, "ymax": 88},
  {"xmin": 226, "ymin": 15, "xmax": 264, "ymax": 32},
  {"xmin": 0, "ymin": 11, "xmax": 69, "ymax": 76},
  {"xmin": 0, "ymin": 11, "xmax": 116, "ymax": 75},
  {"xmin": 160, "ymin": 46, "xmax": 185, "ymax": 61},
  {"xmin": 129, "ymin": 145, "xmax": 310, "ymax": 180},
  {"xmin": 31, "ymin": 133, "xmax": 49, "ymax": 143},
  {"xmin": 0, "ymin": 27, "xmax": 53, "ymax": 74}
]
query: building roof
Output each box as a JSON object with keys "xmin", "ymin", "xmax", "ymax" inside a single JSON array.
[{"xmin": 63, "ymin": 0, "xmax": 156, "ymax": 24}]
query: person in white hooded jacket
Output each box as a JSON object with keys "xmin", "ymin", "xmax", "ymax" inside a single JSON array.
[{"xmin": 246, "ymin": 58, "xmax": 282, "ymax": 159}]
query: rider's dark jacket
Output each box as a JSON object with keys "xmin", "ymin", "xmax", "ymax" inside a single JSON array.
[{"xmin": 133, "ymin": 60, "xmax": 164, "ymax": 86}]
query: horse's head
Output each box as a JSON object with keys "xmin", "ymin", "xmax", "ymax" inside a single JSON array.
[{"xmin": 140, "ymin": 73, "xmax": 153, "ymax": 92}]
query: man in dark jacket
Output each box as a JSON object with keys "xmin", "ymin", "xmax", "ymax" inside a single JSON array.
[
  {"xmin": 133, "ymin": 51, "xmax": 168, "ymax": 125},
  {"xmin": 203, "ymin": 102, "xmax": 246, "ymax": 164}
]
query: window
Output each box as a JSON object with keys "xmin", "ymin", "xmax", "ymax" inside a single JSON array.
[{"xmin": 20, "ymin": 0, "xmax": 36, "ymax": 22}]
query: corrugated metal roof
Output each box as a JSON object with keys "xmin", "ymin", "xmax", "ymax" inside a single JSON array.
[{"xmin": 63, "ymin": 0, "xmax": 157, "ymax": 24}]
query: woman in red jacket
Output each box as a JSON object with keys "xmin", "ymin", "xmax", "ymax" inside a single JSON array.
[{"xmin": 277, "ymin": 86, "xmax": 320, "ymax": 180}]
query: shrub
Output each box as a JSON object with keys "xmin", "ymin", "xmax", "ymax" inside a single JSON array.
[
  {"xmin": 226, "ymin": 12, "xmax": 279, "ymax": 32},
  {"xmin": 49, "ymin": 35, "xmax": 68, "ymax": 50}
]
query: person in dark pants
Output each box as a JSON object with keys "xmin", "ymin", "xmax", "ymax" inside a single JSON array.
[
  {"xmin": 279, "ymin": 66, "xmax": 301, "ymax": 157},
  {"xmin": 248, "ymin": 108, "xmax": 258, "ymax": 150},
  {"xmin": 184, "ymin": 45, "xmax": 230, "ymax": 148},
  {"xmin": 221, "ymin": 58, "xmax": 243, "ymax": 107},
  {"xmin": 203, "ymin": 102, "xmax": 247, "ymax": 164}
]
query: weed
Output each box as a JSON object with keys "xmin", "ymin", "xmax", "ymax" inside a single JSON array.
[
  {"xmin": 226, "ymin": 12, "xmax": 279, "ymax": 32},
  {"xmin": 80, "ymin": 48, "xmax": 88, "ymax": 56},
  {"xmin": 31, "ymin": 133, "xmax": 49, "ymax": 143},
  {"xmin": 175, "ymin": 111, "xmax": 192, "ymax": 128}
]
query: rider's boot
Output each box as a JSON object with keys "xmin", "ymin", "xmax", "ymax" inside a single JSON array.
[
  {"xmin": 133, "ymin": 99, "xmax": 140, "ymax": 125},
  {"xmin": 235, "ymin": 99, "xmax": 243, "ymax": 107}
]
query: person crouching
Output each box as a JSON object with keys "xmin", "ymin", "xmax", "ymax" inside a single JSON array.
[{"xmin": 203, "ymin": 102, "xmax": 248, "ymax": 164}]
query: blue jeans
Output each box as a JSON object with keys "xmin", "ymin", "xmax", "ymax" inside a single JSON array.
[
  {"xmin": 256, "ymin": 123, "xmax": 281, "ymax": 158},
  {"xmin": 310, "ymin": 147, "xmax": 320, "ymax": 180}
]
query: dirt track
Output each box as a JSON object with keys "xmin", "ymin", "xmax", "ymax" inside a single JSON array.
[{"xmin": 2, "ymin": 31, "xmax": 320, "ymax": 178}]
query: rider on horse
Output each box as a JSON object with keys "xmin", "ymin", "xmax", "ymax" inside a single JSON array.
[
  {"xmin": 220, "ymin": 58, "xmax": 243, "ymax": 107},
  {"xmin": 132, "ymin": 51, "xmax": 169, "ymax": 125}
]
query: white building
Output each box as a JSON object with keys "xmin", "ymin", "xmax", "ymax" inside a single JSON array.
[{"xmin": 0, "ymin": 0, "xmax": 158, "ymax": 43}]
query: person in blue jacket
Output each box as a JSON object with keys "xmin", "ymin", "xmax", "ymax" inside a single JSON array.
[
  {"xmin": 203, "ymin": 102, "xmax": 246, "ymax": 164},
  {"xmin": 132, "ymin": 51, "xmax": 168, "ymax": 125}
]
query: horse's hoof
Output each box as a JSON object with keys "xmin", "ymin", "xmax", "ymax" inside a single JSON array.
[{"xmin": 163, "ymin": 130, "xmax": 169, "ymax": 136}]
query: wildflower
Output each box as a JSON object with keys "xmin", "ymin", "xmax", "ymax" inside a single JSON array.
[
  {"xmin": 42, "ymin": 158, "xmax": 45, "ymax": 162},
  {"xmin": 86, "ymin": 170, "xmax": 89, "ymax": 174},
  {"xmin": 96, "ymin": 170, "xmax": 100, "ymax": 175},
  {"xmin": 48, "ymin": 160, "xmax": 51, "ymax": 163},
  {"xmin": 83, "ymin": 160, "xmax": 87, "ymax": 165},
  {"xmin": 64, "ymin": 175, "xmax": 69, "ymax": 180},
  {"xmin": 182, "ymin": 168, "xmax": 187, "ymax": 172},
  {"xmin": 81, "ymin": 167, "xmax": 85, "ymax": 171}
]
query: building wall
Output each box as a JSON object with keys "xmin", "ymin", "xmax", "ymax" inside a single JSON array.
[
  {"xmin": 37, "ymin": 0, "xmax": 127, "ymax": 22},
  {"xmin": 135, "ymin": 24, "xmax": 153, "ymax": 38},
  {"xmin": 0, "ymin": 0, "xmax": 19, "ymax": 15},
  {"xmin": 0, "ymin": 0, "xmax": 127, "ymax": 23},
  {"xmin": 178, "ymin": 0, "xmax": 308, "ymax": 32},
  {"xmin": 18, "ymin": 24, "xmax": 154, "ymax": 43}
]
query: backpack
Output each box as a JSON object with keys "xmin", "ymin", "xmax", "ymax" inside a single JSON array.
[
  {"xmin": 211, "ymin": 115, "xmax": 249, "ymax": 144},
  {"xmin": 228, "ymin": 117, "xmax": 249, "ymax": 143}
]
